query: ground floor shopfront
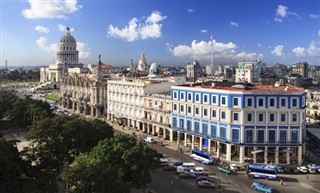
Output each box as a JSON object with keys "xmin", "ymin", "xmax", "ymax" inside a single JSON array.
[{"xmin": 170, "ymin": 130, "xmax": 304, "ymax": 165}]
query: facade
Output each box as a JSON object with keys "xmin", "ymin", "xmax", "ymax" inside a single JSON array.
[
  {"xmin": 186, "ymin": 60, "xmax": 202, "ymax": 82},
  {"xmin": 170, "ymin": 82, "xmax": 306, "ymax": 165},
  {"xmin": 137, "ymin": 53, "xmax": 148, "ymax": 72},
  {"xmin": 292, "ymin": 62, "xmax": 308, "ymax": 78},
  {"xmin": 235, "ymin": 59, "xmax": 266, "ymax": 83}
]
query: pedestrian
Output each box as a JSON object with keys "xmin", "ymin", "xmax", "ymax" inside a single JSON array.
[
  {"xmin": 280, "ymin": 179, "xmax": 283, "ymax": 186},
  {"xmin": 170, "ymin": 179, "xmax": 174, "ymax": 188},
  {"xmin": 306, "ymin": 174, "xmax": 309, "ymax": 182}
]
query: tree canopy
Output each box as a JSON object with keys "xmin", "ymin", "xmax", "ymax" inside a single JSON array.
[{"xmin": 61, "ymin": 134, "xmax": 159, "ymax": 193}]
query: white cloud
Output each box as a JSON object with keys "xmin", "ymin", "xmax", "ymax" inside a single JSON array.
[
  {"xmin": 307, "ymin": 41, "xmax": 320, "ymax": 57},
  {"xmin": 230, "ymin": 21, "xmax": 239, "ymax": 27},
  {"xmin": 257, "ymin": 43, "xmax": 262, "ymax": 47},
  {"xmin": 274, "ymin": 4, "xmax": 299, "ymax": 22},
  {"xmin": 22, "ymin": 0, "xmax": 82, "ymax": 19},
  {"xmin": 77, "ymin": 42, "xmax": 90, "ymax": 59},
  {"xmin": 107, "ymin": 11, "xmax": 166, "ymax": 42},
  {"xmin": 58, "ymin": 24, "xmax": 75, "ymax": 32},
  {"xmin": 170, "ymin": 39, "xmax": 263, "ymax": 64},
  {"xmin": 186, "ymin": 8, "xmax": 194, "ymax": 13},
  {"xmin": 292, "ymin": 47, "xmax": 305, "ymax": 57},
  {"xmin": 318, "ymin": 30, "xmax": 320, "ymax": 36},
  {"xmin": 271, "ymin": 45, "xmax": 284, "ymax": 56},
  {"xmin": 201, "ymin": 29, "xmax": 207, "ymax": 33},
  {"xmin": 36, "ymin": 37, "xmax": 90, "ymax": 59},
  {"xmin": 36, "ymin": 37, "xmax": 57, "ymax": 52},
  {"xmin": 35, "ymin": 25, "xmax": 50, "ymax": 33},
  {"xmin": 309, "ymin": 14, "xmax": 319, "ymax": 19}
]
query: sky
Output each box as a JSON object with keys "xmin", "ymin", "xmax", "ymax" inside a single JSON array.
[{"xmin": 1, "ymin": 0, "xmax": 319, "ymax": 67}]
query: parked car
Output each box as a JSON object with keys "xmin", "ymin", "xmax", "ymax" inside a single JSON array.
[
  {"xmin": 179, "ymin": 171, "xmax": 196, "ymax": 179},
  {"xmin": 297, "ymin": 166, "xmax": 308, "ymax": 173},
  {"xmin": 251, "ymin": 182, "xmax": 272, "ymax": 193},
  {"xmin": 288, "ymin": 167, "xmax": 301, "ymax": 174},
  {"xmin": 162, "ymin": 165, "xmax": 176, "ymax": 171},
  {"xmin": 159, "ymin": 158, "xmax": 169, "ymax": 167},
  {"xmin": 196, "ymin": 176, "xmax": 214, "ymax": 183},
  {"xmin": 197, "ymin": 180, "xmax": 215, "ymax": 189},
  {"xmin": 190, "ymin": 167, "xmax": 205, "ymax": 175},
  {"xmin": 307, "ymin": 163, "xmax": 317, "ymax": 169},
  {"xmin": 275, "ymin": 165, "xmax": 285, "ymax": 174},
  {"xmin": 172, "ymin": 161, "xmax": 183, "ymax": 168},
  {"xmin": 144, "ymin": 137, "xmax": 154, "ymax": 144},
  {"xmin": 230, "ymin": 164, "xmax": 240, "ymax": 171}
]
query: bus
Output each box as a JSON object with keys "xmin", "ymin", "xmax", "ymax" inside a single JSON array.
[
  {"xmin": 190, "ymin": 149, "xmax": 213, "ymax": 164},
  {"xmin": 246, "ymin": 164, "xmax": 277, "ymax": 180}
]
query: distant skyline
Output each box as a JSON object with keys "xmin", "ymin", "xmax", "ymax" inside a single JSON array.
[{"xmin": 1, "ymin": 0, "xmax": 319, "ymax": 67}]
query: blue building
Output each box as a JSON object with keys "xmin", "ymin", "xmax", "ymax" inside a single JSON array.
[{"xmin": 170, "ymin": 82, "xmax": 306, "ymax": 165}]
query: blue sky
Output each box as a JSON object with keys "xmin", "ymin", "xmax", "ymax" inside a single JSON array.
[{"xmin": 1, "ymin": 0, "xmax": 319, "ymax": 67}]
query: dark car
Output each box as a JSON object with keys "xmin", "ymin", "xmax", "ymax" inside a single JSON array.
[
  {"xmin": 197, "ymin": 180, "xmax": 215, "ymax": 189},
  {"xmin": 173, "ymin": 161, "xmax": 183, "ymax": 168},
  {"xmin": 288, "ymin": 167, "xmax": 301, "ymax": 174},
  {"xmin": 162, "ymin": 165, "xmax": 176, "ymax": 171},
  {"xmin": 196, "ymin": 176, "xmax": 214, "ymax": 183},
  {"xmin": 179, "ymin": 171, "xmax": 196, "ymax": 179}
]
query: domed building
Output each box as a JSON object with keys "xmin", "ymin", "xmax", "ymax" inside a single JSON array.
[{"xmin": 39, "ymin": 27, "xmax": 83, "ymax": 89}]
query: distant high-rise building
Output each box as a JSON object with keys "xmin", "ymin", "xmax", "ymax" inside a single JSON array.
[
  {"xmin": 186, "ymin": 60, "xmax": 201, "ymax": 82},
  {"xmin": 235, "ymin": 59, "xmax": 266, "ymax": 83},
  {"xmin": 292, "ymin": 62, "xmax": 308, "ymax": 78}
]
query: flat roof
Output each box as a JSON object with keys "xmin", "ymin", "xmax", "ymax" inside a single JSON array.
[{"xmin": 307, "ymin": 128, "xmax": 320, "ymax": 140}]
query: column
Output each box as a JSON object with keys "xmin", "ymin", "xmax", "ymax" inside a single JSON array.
[
  {"xmin": 217, "ymin": 142, "xmax": 220, "ymax": 158},
  {"xmin": 264, "ymin": 146, "xmax": 268, "ymax": 164},
  {"xmin": 163, "ymin": 128, "xmax": 167, "ymax": 140},
  {"xmin": 142, "ymin": 123, "xmax": 146, "ymax": 133},
  {"xmin": 191, "ymin": 135, "xmax": 195, "ymax": 150},
  {"xmin": 286, "ymin": 147, "xmax": 291, "ymax": 165},
  {"xmin": 170, "ymin": 130, "xmax": 173, "ymax": 143},
  {"xmin": 275, "ymin": 146, "xmax": 279, "ymax": 164},
  {"xmin": 253, "ymin": 146, "xmax": 257, "ymax": 163},
  {"xmin": 184, "ymin": 133, "xmax": 187, "ymax": 147},
  {"xmin": 239, "ymin": 146, "xmax": 244, "ymax": 164},
  {"xmin": 298, "ymin": 146, "xmax": 303, "ymax": 165},
  {"xmin": 207, "ymin": 140, "xmax": 211, "ymax": 153},
  {"xmin": 226, "ymin": 144, "xmax": 232, "ymax": 161},
  {"xmin": 199, "ymin": 137, "xmax": 203, "ymax": 150},
  {"xmin": 177, "ymin": 131, "xmax": 180, "ymax": 146}
]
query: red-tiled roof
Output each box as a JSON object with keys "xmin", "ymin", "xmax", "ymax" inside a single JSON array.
[{"xmin": 93, "ymin": 64, "xmax": 114, "ymax": 69}]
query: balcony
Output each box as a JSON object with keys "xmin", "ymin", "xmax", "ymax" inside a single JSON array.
[{"xmin": 244, "ymin": 140, "xmax": 302, "ymax": 146}]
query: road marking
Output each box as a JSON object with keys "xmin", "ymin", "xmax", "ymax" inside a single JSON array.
[{"xmin": 300, "ymin": 182, "xmax": 320, "ymax": 193}]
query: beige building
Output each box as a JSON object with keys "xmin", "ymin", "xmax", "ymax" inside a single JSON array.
[{"xmin": 292, "ymin": 62, "xmax": 308, "ymax": 78}]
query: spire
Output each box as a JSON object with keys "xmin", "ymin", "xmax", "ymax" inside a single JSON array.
[
  {"xmin": 66, "ymin": 27, "xmax": 70, "ymax": 34},
  {"xmin": 210, "ymin": 35, "xmax": 214, "ymax": 66},
  {"xmin": 97, "ymin": 54, "xmax": 102, "ymax": 81}
]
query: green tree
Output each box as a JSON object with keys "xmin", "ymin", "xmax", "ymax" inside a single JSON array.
[
  {"xmin": 61, "ymin": 135, "xmax": 159, "ymax": 193},
  {"xmin": 0, "ymin": 91, "xmax": 18, "ymax": 119}
]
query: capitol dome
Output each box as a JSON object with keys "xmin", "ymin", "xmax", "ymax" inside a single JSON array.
[{"xmin": 59, "ymin": 28, "xmax": 76, "ymax": 43}]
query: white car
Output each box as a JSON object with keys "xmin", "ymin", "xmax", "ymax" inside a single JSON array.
[
  {"xmin": 307, "ymin": 163, "xmax": 317, "ymax": 169},
  {"xmin": 190, "ymin": 167, "xmax": 205, "ymax": 175},
  {"xmin": 297, "ymin": 166, "xmax": 308, "ymax": 173},
  {"xmin": 144, "ymin": 137, "xmax": 154, "ymax": 144},
  {"xmin": 230, "ymin": 164, "xmax": 240, "ymax": 171}
]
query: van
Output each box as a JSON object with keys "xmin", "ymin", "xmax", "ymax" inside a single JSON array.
[
  {"xmin": 160, "ymin": 158, "xmax": 169, "ymax": 167},
  {"xmin": 176, "ymin": 163, "xmax": 195, "ymax": 173},
  {"xmin": 144, "ymin": 137, "xmax": 154, "ymax": 144}
]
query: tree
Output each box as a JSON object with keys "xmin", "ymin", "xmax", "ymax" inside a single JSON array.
[
  {"xmin": 26, "ymin": 116, "xmax": 114, "ymax": 174},
  {"xmin": 0, "ymin": 91, "xmax": 18, "ymax": 119},
  {"xmin": 61, "ymin": 135, "xmax": 159, "ymax": 193}
]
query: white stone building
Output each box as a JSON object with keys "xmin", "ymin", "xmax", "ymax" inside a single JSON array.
[{"xmin": 235, "ymin": 59, "xmax": 266, "ymax": 83}]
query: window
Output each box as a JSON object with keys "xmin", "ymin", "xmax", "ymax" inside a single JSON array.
[
  {"xmin": 221, "ymin": 96, "xmax": 226, "ymax": 105},
  {"xmin": 172, "ymin": 117, "xmax": 177, "ymax": 127},
  {"xmin": 212, "ymin": 95, "xmax": 217, "ymax": 104},
  {"xmin": 194, "ymin": 122, "xmax": 200, "ymax": 133},
  {"xmin": 292, "ymin": 113, "xmax": 297, "ymax": 122},
  {"xmin": 187, "ymin": 106, "xmax": 191, "ymax": 113},
  {"xmin": 258, "ymin": 98, "xmax": 264, "ymax": 107},
  {"xmin": 246, "ymin": 130, "xmax": 253, "ymax": 143},
  {"xmin": 247, "ymin": 98, "xmax": 253, "ymax": 107},
  {"xmin": 268, "ymin": 130, "xmax": 276, "ymax": 143},
  {"xmin": 258, "ymin": 113, "xmax": 264, "ymax": 122},
  {"xmin": 281, "ymin": 113, "xmax": 286, "ymax": 122},
  {"xmin": 269, "ymin": 98, "xmax": 275, "ymax": 107},
  {"xmin": 212, "ymin": 110, "xmax": 217, "ymax": 118},
  {"xmin": 203, "ymin": 108, "xmax": 208, "ymax": 116},
  {"xmin": 257, "ymin": 130, "xmax": 265, "ymax": 143},
  {"xmin": 233, "ymin": 113, "xmax": 239, "ymax": 121},
  {"xmin": 173, "ymin": 104, "xmax": 177, "ymax": 111},
  {"xmin": 187, "ymin": 120, "xmax": 192, "ymax": 131},
  {"xmin": 232, "ymin": 129, "xmax": 239, "ymax": 142},
  {"xmin": 202, "ymin": 123, "xmax": 208, "ymax": 135},
  {"xmin": 179, "ymin": 119, "xmax": 184, "ymax": 129},
  {"xmin": 281, "ymin": 98, "xmax": 286, "ymax": 107},
  {"xmin": 270, "ymin": 113, "xmax": 275, "ymax": 122},
  {"xmin": 203, "ymin": 94, "xmax": 208, "ymax": 103},
  {"xmin": 291, "ymin": 130, "xmax": 298, "ymax": 143},
  {"xmin": 247, "ymin": 113, "xmax": 252, "ymax": 122},
  {"xmin": 292, "ymin": 98, "xmax": 298, "ymax": 107},
  {"xmin": 220, "ymin": 127, "xmax": 226, "ymax": 140},
  {"xmin": 280, "ymin": 130, "xmax": 287, "ymax": 142},
  {"xmin": 233, "ymin": 97, "xmax": 239, "ymax": 106},
  {"xmin": 180, "ymin": 105, "xmax": 184, "ymax": 112},
  {"xmin": 211, "ymin": 125, "xmax": 217, "ymax": 138},
  {"xmin": 195, "ymin": 107, "xmax": 199, "ymax": 115},
  {"xmin": 180, "ymin": 92, "xmax": 185, "ymax": 100},
  {"xmin": 173, "ymin": 91, "xmax": 177, "ymax": 99},
  {"xmin": 195, "ymin": 93, "xmax": 200, "ymax": 102},
  {"xmin": 221, "ymin": 111, "xmax": 226, "ymax": 119},
  {"xmin": 187, "ymin": 93, "xmax": 192, "ymax": 101}
]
